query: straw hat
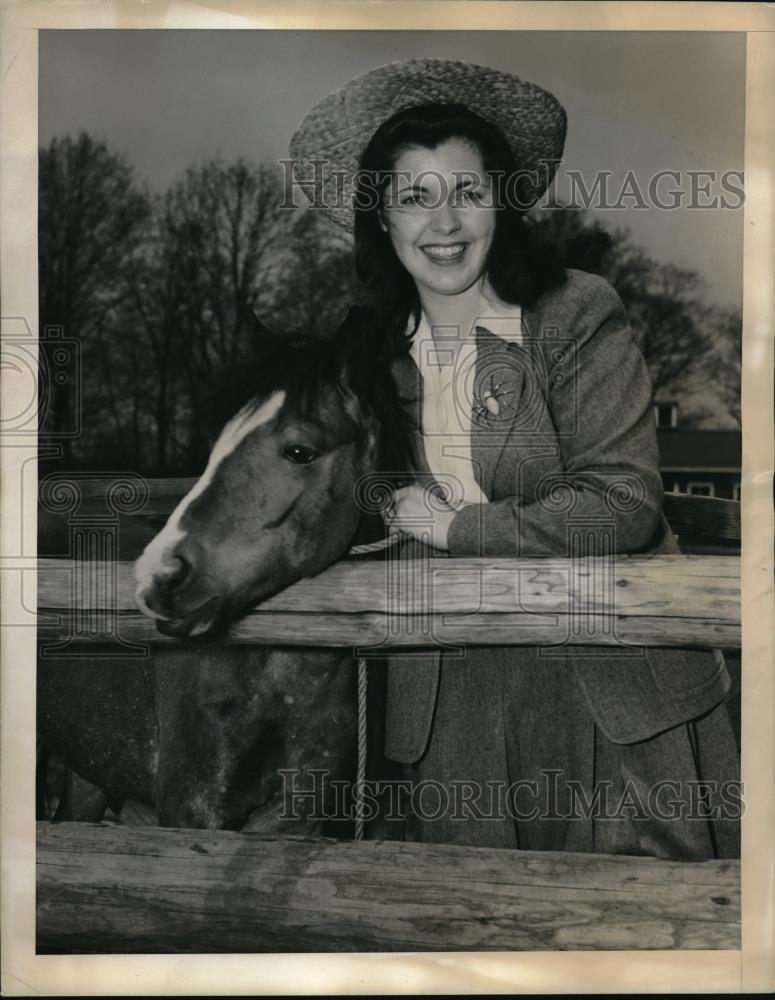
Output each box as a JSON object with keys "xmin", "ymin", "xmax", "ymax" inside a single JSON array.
[{"xmin": 289, "ymin": 57, "xmax": 567, "ymax": 231}]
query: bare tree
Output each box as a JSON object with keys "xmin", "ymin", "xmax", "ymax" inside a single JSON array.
[
  {"xmin": 711, "ymin": 306, "xmax": 742, "ymax": 428},
  {"xmin": 122, "ymin": 205, "xmax": 192, "ymax": 472},
  {"xmin": 684, "ymin": 305, "xmax": 742, "ymax": 428},
  {"xmin": 38, "ymin": 133, "xmax": 150, "ymax": 460},
  {"xmin": 265, "ymin": 209, "xmax": 355, "ymax": 338},
  {"xmin": 532, "ymin": 205, "xmax": 730, "ymax": 416},
  {"xmin": 127, "ymin": 158, "xmax": 297, "ymax": 469}
]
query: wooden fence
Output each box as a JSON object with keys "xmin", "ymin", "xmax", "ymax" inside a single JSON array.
[
  {"xmin": 37, "ymin": 823, "xmax": 740, "ymax": 953},
  {"xmin": 37, "ymin": 553, "xmax": 740, "ymax": 649},
  {"xmin": 36, "ymin": 479, "xmax": 742, "ymax": 952}
]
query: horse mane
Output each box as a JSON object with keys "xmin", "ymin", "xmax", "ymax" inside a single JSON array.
[{"xmin": 203, "ymin": 309, "xmax": 416, "ymax": 479}]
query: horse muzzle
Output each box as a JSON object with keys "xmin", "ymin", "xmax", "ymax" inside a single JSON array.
[
  {"xmin": 153, "ymin": 595, "xmax": 225, "ymax": 639},
  {"xmin": 135, "ymin": 563, "xmax": 225, "ymax": 638}
]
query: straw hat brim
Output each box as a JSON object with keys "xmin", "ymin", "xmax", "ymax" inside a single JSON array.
[{"xmin": 289, "ymin": 57, "xmax": 567, "ymax": 232}]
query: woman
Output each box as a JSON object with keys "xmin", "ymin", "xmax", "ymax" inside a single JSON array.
[{"xmin": 290, "ymin": 58, "xmax": 740, "ymax": 859}]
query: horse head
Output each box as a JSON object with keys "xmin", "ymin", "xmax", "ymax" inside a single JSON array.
[
  {"xmin": 41, "ymin": 314, "xmax": 412, "ymax": 832},
  {"xmin": 134, "ymin": 312, "xmax": 410, "ymax": 638}
]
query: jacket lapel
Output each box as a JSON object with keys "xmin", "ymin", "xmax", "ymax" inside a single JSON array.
[
  {"xmin": 390, "ymin": 351, "xmax": 421, "ymax": 420},
  {"xmin": 386, "ymin": 353, "xmax": 442, "ymax": 764},
  {"xmin": 470, "ymin": 325, "xmax": 532, "ymax": 500},
  {"xmin": 390, "ymin": 352, "xmax": 433, "ymax": 478},
  {"xmin": 391, "ymin": 326, "xmax": 540, "ymax": 500}
]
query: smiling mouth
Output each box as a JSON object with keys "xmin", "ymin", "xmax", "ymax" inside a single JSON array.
[{"xmin": 421, "ymin": 243, "xmax": 468, "ymax": 262}]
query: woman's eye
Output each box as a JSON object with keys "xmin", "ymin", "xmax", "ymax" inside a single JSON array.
[
  {"xmin": 283, "ymin": 444, "xmax": 321, "ymax": 465},
  {"xmin": 458, "ymin": 188, "xmax": 483, "ymax": 205}
]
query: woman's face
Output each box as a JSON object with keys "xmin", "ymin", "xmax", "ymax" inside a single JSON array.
[{"xmin": 380, "ymin": 138, "xmax": 496, "ymax": 301}]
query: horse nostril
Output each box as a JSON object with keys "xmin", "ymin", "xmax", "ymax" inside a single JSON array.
[
  {"xmin": 139, "ymin": 555, "xmax": 192, "ymax": 619},
  {"xmin": 166, "ymin": 554, "xmax": 191, "ymax": 589}
]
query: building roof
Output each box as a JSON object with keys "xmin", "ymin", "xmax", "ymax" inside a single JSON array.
[{"xmin": 658, "ymin": 430, "xmax": 741, "ymax": 471}]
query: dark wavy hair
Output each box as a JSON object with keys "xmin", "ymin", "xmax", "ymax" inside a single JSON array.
[{"xmin": 351, "ymin": 103, "xmax": 567, "ymax": 356}]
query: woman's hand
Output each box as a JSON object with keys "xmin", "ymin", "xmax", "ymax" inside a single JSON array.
[{"xmin": 385, "ymin": 484, "xmax": 461, "ymax": 551}]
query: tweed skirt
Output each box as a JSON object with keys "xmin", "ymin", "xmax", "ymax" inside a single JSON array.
[{"xmin": 389, "ymin": 647, "xmax": 740, "ymax": 860}]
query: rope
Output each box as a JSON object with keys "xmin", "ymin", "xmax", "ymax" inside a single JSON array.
[
  {"xmin": 354, "ymin": 656, "xmax": 368, "ymax": 841},
  {"xmin": 347, "ymin": 529, "xmax": 407, "ymax": 556},
  {"xmin": 349, "ymin": 522, "xmax": 407, "ymax": 839}
]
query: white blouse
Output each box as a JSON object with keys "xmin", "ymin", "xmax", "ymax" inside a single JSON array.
[{"xmin": 409, "ymin": 286, "xmax": 524, "ymax": 510}]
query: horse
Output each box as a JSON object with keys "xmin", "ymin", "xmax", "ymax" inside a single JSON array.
[{"xmin": 37, "ymin": 312, "xmax": 413, "ymax": 831}]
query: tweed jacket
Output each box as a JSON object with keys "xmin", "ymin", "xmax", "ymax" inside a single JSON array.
[{"xmin": 385, "ymin": 269, "xmax": 731, "ymax": 761}]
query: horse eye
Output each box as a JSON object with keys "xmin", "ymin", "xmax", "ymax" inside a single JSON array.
[{"xmin": 283, "ymin": 444, "xmax": 320, "ymax": 465}]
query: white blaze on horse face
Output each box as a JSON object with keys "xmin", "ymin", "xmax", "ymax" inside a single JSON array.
[{"xmin": 134, "ymin": 391, "xmax": 286, "ymax": 618}]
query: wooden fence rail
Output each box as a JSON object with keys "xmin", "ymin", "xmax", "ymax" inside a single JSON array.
[
  {"xmin": 36, "ymin": 822, "xmax": 741, "ymax": 953},
  {"xmin": 38, "ymin": 476, "xmax": 742, "ymax": 541},
  {"xmin": 37, "ymin": 554, "xmax": 740, "ymax": 648}
]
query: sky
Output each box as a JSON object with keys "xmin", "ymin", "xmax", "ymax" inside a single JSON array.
[{"xmin": 39, "ymin": 30, "xmax": 746, "ymax": 308}]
